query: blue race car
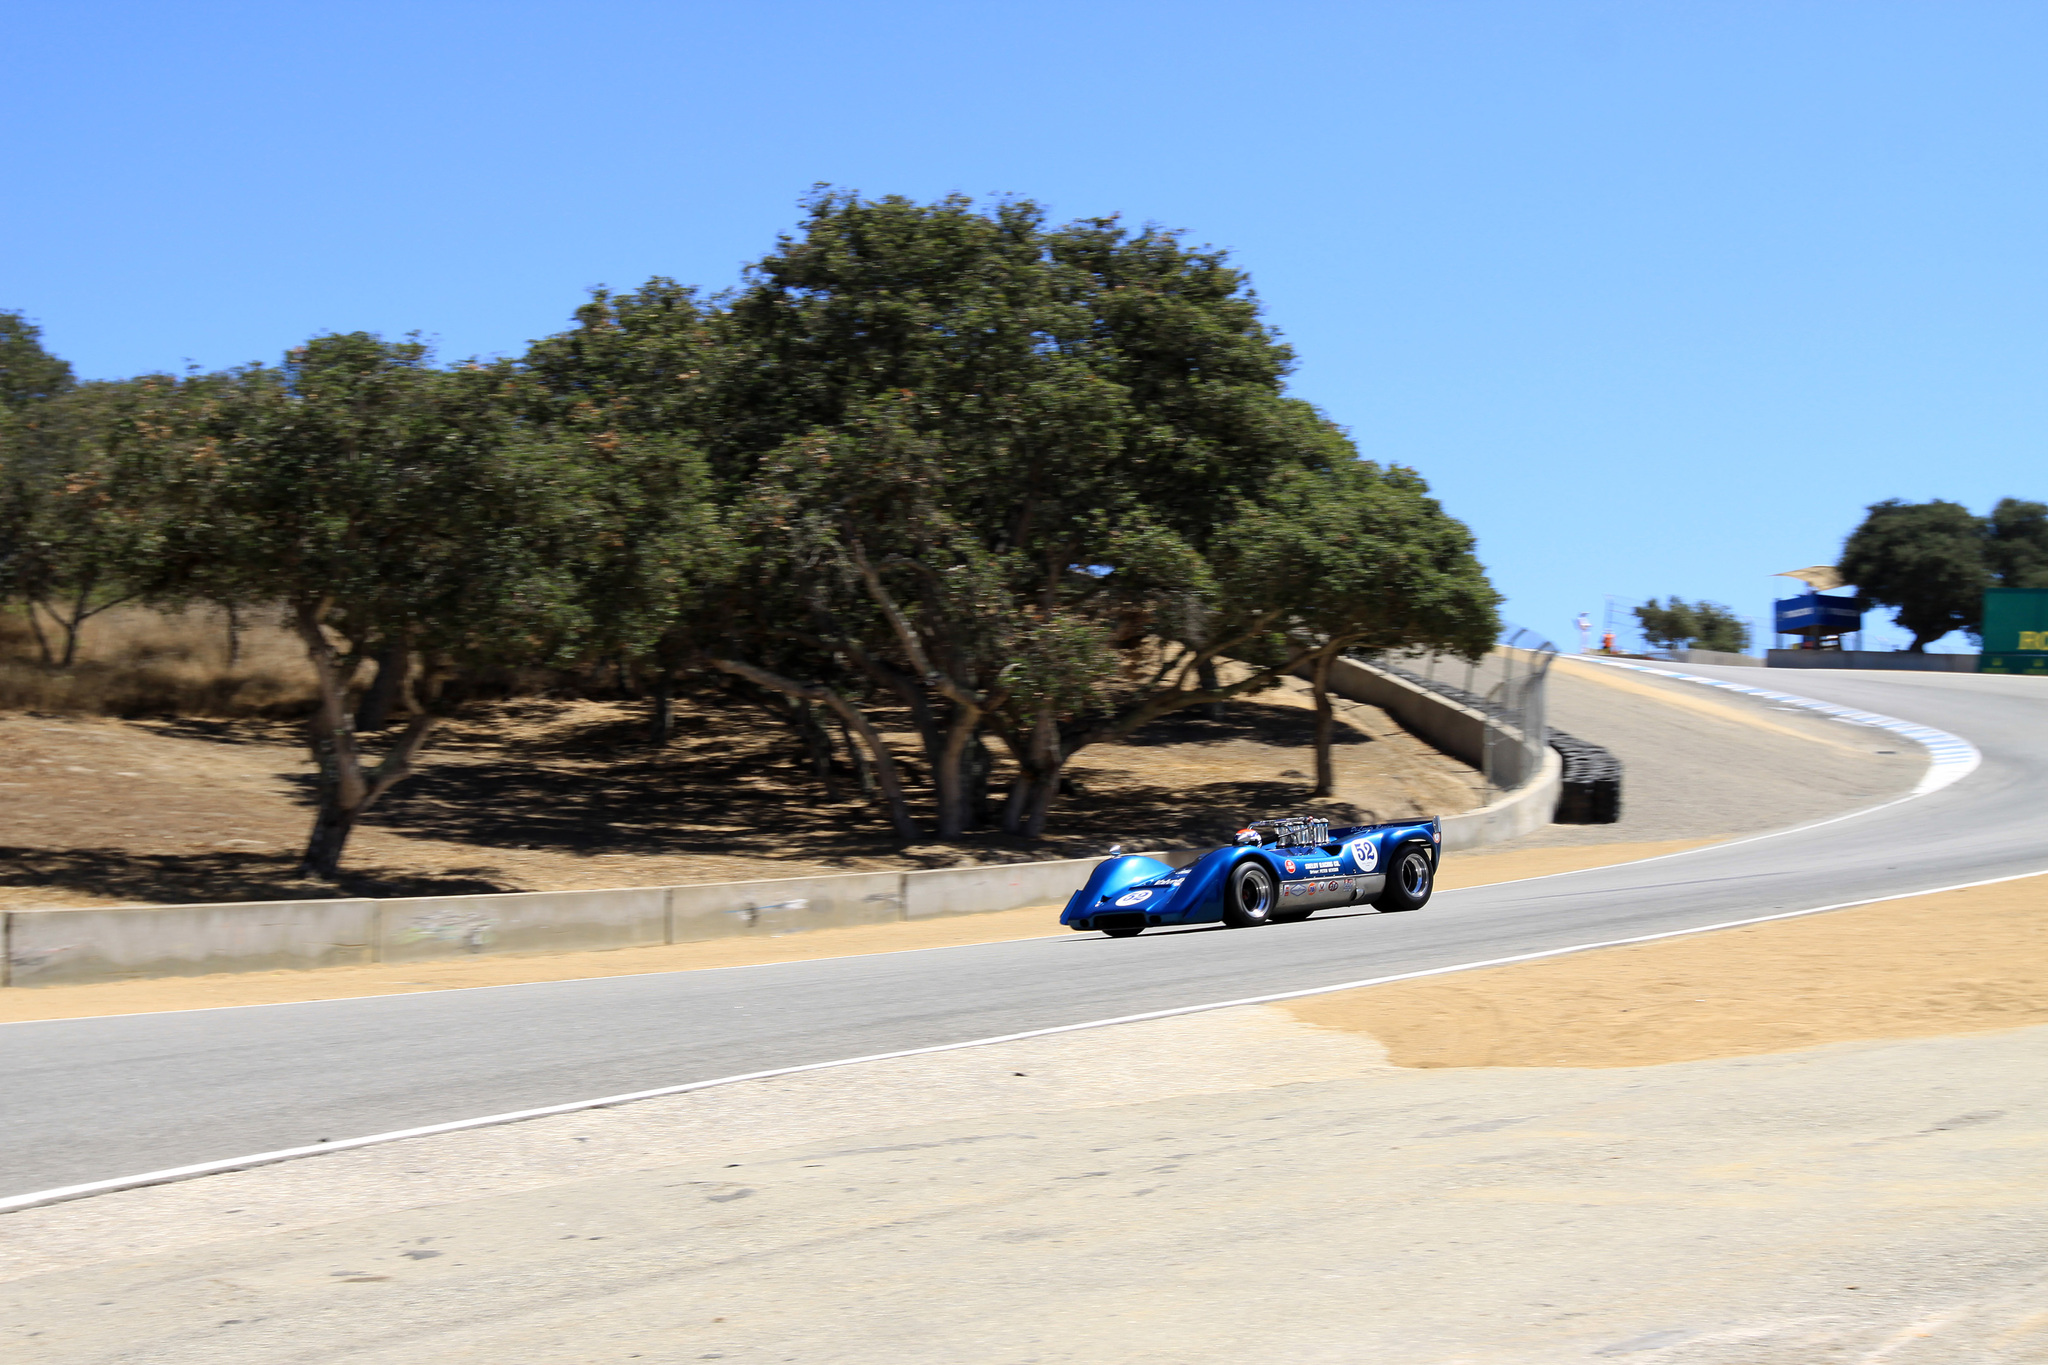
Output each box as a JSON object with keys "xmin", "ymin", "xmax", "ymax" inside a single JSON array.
[{"xmin": 1060, "ymin": 814, "xmax": 1441, "ymax": 937}]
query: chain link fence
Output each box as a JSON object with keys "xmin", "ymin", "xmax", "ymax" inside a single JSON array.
[
  {"xmin": 1359, "ymin": 625, "xmax": 1557, "ymax": 798},
  {"xmin": 1350, "ymin": 625, "xmax": 1621, "ymax": 822}
]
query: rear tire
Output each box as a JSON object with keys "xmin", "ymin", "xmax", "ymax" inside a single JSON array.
[
  {"xmin": 1223, "ymin": 861, "xmax": 1277, "ymax": 928},
  {"xmin": 1373, "ymin": 844, "xmax": 1434, "ymax": 912}
]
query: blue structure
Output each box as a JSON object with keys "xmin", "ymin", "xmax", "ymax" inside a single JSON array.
[{"xmin": 1774, "ymin": 592, "xmax": 1862, "ymax": 647}]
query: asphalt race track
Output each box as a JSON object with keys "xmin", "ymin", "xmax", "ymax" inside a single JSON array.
[{"xmin": 5, "ymin": 667, "xmax": 2045, "ymax": 1200}]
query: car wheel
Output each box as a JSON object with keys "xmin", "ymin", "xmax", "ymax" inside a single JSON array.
[
  {"xmin": 1223, "ymin": 861, "xmax": 1277, "ymax": 928},
  {"xmin": 1102, "ymin": 926, "xmax": 1145, "ymax": 938},
  {"xmin": 1373, "ymin": 844, "xmax": 1434, "ymax": 912}
]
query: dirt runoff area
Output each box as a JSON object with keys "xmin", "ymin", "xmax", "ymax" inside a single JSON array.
[{"xmin": 1287, "ymin": 870, "xmax": 2048, "ymax": 1066}]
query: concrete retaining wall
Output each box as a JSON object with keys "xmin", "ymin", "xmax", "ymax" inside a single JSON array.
[
  {"xmin": 1767, "ymin": 650, "xmax": 1978, "ymax": 672},
  {"xmin": 3, "ymin": 860, "xmax": 1102, "ymax": 988},
  {"xmin": 1320, "ymin": 656, "xmax": 1488, "ymax": 768},
  {"xmin": 380, "ymin": 888, "xmax": 671, "ymax": 964},
  {"xmin": 1676, "ymin": 648, "xmax": 1764, "ymax": 668},
  {"xmin": 5, "ymin": 898, "xmax": 377, "ymax": 986},
  {"xmin": 1439, "ymin": 747, "xmax": 1562, "ymax": 851},
  {"xmin": 4, "ymin": 654, "xmax": 1568, "ymax": 987}
]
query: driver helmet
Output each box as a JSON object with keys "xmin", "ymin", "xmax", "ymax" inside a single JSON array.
[{"xmin": 1234, "ymin": 827, "xmax": 1262, "ymax": 847}]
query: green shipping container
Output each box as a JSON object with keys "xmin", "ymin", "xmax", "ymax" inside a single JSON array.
[{"xmin": 1979, "ymin": 588, "xmax": 2048, "ymax": 675}]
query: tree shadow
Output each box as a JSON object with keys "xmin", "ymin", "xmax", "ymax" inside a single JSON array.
[
  {"xmin": 1113, "ymin": 702, "xmax": 1370, "ymax": 749},
  {"xmin": 0, "ymin": 847, "xmax": 509, "ymax": 906}
]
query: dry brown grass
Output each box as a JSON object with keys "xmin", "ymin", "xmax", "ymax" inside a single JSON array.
[
  {"xmin": 0, "ymin": 605, "xmax": 314, "ymax": 716},
  {"xmin": 0, "ymin": 688, "xmax": 1484, "ymax": 909},
  {"xmin": 0, "ymin": 609, "xmax": 1487, "ymax": 909}
]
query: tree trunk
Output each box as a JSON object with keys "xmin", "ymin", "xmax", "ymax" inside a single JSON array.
[
  {"xmin": 707, "ymin": 656, "xmax": 922, "ymax": 842},
  {"xmin": 933, "ymin": 707, "xmax": 979, "ymax": 839},
  {"xmin": 224, "ymin": 603, "xmax": 243, "ymax": 668},
  {"xmin": 22, "ymin": 602, "xmax": 54, "ymax": 668},
  {"xmin": 58, "ymin": 585, "xmax": 90, "ymax": 668},
  {"xmin": 1010, "ymin": 701, "xmax": 1069, "ymax": 839},
  {"xmin": 292, "ymin": 601, "xmax": 438, "ymax": 880},
  {"xmin": 648, "ymin": 674, "xmax": 675, "ymax": 746},
  {"xmin": 1196, "ymin": 658, "xmax": 1225, "ymax": 721},
  {"xmin": 964, "ymin": 732, "xmax": 993, "ymax": 828},
  {"xmin": 1311, "ymin": 649, "xmax": 1336, "ymax": 798},
  {"xmin": 1021, "ymin": 759, "xmax": 1065, "ymax": 839},
  {"xmin": 798, "ymin": 700, "xmax": 839, "ymax": 799},
  {"xmin": 300, "ymin": 801, "xmax": 360, "ymax": 881},
  {"xmin": 839, "ymin": 715, "xmax": 877, "ymax": 796},
  {"xmin": 354, "ymin": 638, "xmax": 411, "ymax": 731}
]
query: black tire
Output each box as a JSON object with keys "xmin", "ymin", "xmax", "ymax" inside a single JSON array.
[
  {"xmin": 1102, "ymin": 926, "xmax": 1145, "ymax": 938},
  {"xmin": 1373, "ymin": 844, "xmax": 1434, "ymax": 912},
  {"xmin": 1222, "ymin": 861, "xmax": 1277, "ymax": 928}
]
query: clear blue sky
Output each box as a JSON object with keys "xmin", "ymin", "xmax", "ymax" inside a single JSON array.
[{"xmin": 7, "ymin": 1, "xmax": 2044, "ymax": 652}]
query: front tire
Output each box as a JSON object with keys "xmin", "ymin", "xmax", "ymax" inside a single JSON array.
[
  {"xmin": 1223, "ymin": 861, "xmax": 1277, "ymax": 928},
  {"xmin": 1373, "ymin": 844, "xmax": 1434, "ymax": 912},
  {"xmin": 1102, "ymin": 926, "xmax": 1145, "ymax": 938}
]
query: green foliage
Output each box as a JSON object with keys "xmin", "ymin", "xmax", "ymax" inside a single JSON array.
[
  {"xmin": 1838, "ymin": 499, "xmax": 1990, "ymax": 651},
  {"xmin": 552, "ymin": 189, "xmax": 1363, "ymax": 837},
  {"xmin": 0, "ymin": 311, "xmax": 75, "ymax": 411},
  {"xmin": 1691, "ymin": 602, "xmax": 1751, "ymax": 654},
  {"xmin": 0, "ymin": 377, "xmax": 176, "ymax": 665},
  {"xmin": 143, "ymin": 335, "xmax": 590, "ymax": 664},
  {"xmin": 1632, "ymin": 597, "xmax": 1750, "ymax": 654},
  {"xmin": 1985, "ymin": 498, "xmax": 2048, "ymax": 590},
  {"xmin": 1210, "ymin": 438, "xmax": 1499, "ymax": 666},
  {"xmin": 1632, "ymin": 597, "xmax": 1699, "ymax": 650}
]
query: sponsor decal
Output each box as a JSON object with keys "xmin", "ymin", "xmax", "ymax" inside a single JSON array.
[
  {"xmin": 1284, "ymin": 859, "xmax": 1297, "ymax": 874},
  {"xmin": 1114, "ymin": 889, "xmax": 1154, "ymax": 906},
  {"xmin": 1283, "ymin": 877, "xmax": 1360, "ymax": 899},
  {"xmin": 1306, "ymin": 860, "xmax": 1341, "ymax": 875},
  {"xmin": 1347, "ymin": 838, "xmax": 1379, "ymax": 872}
]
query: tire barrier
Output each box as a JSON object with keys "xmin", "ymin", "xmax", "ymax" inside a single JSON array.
[
  {"xmin": 1364, "ymin": 658, "xmax": 1622, "ymax": 825},
  {"xmin": 1548, "ymin": 730, "xmax": 1623, "ymax": 824}
]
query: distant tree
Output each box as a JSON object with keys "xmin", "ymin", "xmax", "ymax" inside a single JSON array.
[
  {"xmin": 0, "ymin": 378, "xmax": 166, "ymax": 666},
  {"xmin": 0, "ymin": 311, "xmax": 75, "ymax": 411},
  {"xmin": 1838, "ymin": 499, "xmax": 1989, "ymax": 651},
  {"xmin": 1633, "ymin": 597, "xmax": 1700, "ymax": 651},
  {"xmin": 1691, "ymin": 602, "xmax": 1751, "ymax": 654},
  {"xmin": 134, "ymin": 334, "xmax": 592, "ymax": 879},
  {"xmin": 1984, "ymin": 497, "xmax": 2048, "ymax": 589}
]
